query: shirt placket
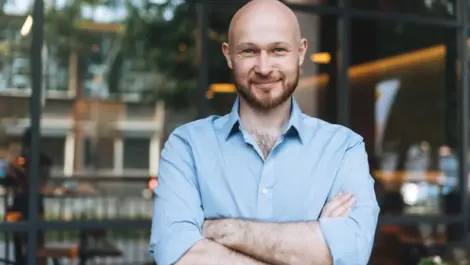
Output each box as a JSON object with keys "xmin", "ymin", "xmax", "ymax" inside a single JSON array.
[{"xmin": 257, "ymin": 157, "xmax": 275, "ymax": 219}]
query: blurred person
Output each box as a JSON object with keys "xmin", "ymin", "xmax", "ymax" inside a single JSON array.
[
  {"xmin": 0, "ymin": 128, "xmax": 53, "ymax": 264},
  {"xmin": 149, "ymin": 0, "xmax": 380, "ymax": 264}
]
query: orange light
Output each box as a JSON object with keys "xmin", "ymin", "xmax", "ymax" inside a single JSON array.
[
  {"xmin": 78, "ymin": 21, "xmax": 123, "ymax": 32},
  {"xmin": 148, "ymin": 178, "xmax": 158, "ymax": 191},
  {"xmin": 178, "ymin": 43, "xmax": 187, "ymax": 52},
  {"xmin": 206, "ymin": 90, "xmax": 214, "ymax": 99},
  {"xmin": 310, "ymin": 52, "xmax": 331, "ymax": 64},
  {"xmin": 210, "ymin": 83, "xmax": 235, "ymax": 93},
  {"xmin": 6, "ymin": 211, "xmax": 22, "ymax": 222},
  {"xmin": 17, "ymin": 157, "xmax": 25, "ymax": 167}
]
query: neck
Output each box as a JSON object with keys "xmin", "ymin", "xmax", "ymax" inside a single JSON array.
[{"xmin": 238, "ymin": 97, "xmax": 292, "ymax": 135}]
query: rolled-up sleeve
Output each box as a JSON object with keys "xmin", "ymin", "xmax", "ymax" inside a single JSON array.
[
  {"xmin": 149, "ymin": 129, "xmax": 205, "ymax": 265},
  {"xmin": 319, "ymin": 139, "xmax": 380, "ymax": 265}
]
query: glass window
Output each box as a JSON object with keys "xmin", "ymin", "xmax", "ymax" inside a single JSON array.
[
  {"xmin": 0, "ymin": 1, "xmax": 32, "ymax": 229},
  {"xmin": 123, "ymin": 138, "xmax": 150, "ymax": 171},
  {"xmin": 41, "ymin": 136, "xmax": 65, "ymax": 173},
  {"xmin": 371, "ymin": 223, "xmax": 466, "ymax": 265},
  {"xmin": 83, "ymin": 137, "xmax": 114, "ymax": 171},
  {"xmin": 39, "ymin": 0, "xmax": 199, "ymax": 177},
  {"xmin": 36, "ymin": 0, "xmax": 198, "ymax": 224},
  {"xmin": 349, "ymin": 19, "xmax": 460, "ymax": 217},
  {"xmin": 25, "ymin": 228, "xmax": 151, "ymax": 264},
  {"xmin": 44, "ymin": 178, "xmax": 152, "ymax": 221},
  {"xmin": 350, "ymin": 0, "xmax": 457, "ymax": 18}
]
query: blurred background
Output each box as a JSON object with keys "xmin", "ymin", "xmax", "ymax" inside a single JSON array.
[{"xmin": 0, "ymin": 0, "xmax": 469, "ymax": 264}]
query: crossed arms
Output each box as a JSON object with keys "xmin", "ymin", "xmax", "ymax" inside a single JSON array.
[
  {"xmin": 149, "ymin": 131, "xmax": 380, "ymax": 265},
  {"xmin": 188, "ymin": 193, "xmax": 356, "ymax": 265}
]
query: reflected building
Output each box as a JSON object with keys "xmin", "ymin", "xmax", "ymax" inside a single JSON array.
[{"xmin": 0, "ymin": 16, "xmax": 165, "ymax": 178}]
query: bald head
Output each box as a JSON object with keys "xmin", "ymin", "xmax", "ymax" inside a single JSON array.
[{"xmin": 228, "ymin": 0, "xmax": 301, "ymax": 44}]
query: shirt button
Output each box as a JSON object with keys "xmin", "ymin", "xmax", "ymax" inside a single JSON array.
[{"xmin": 261, "ymin": 188, "xmax": 269, "ymax": 195}]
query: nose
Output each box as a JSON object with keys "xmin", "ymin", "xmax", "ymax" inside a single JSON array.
[{"xmin": 254, "ymin": 51, "xmax": 272, "ymax": 76}]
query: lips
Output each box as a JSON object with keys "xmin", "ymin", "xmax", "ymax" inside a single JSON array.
[
  {"xmin": 252, "ymin": 80, "xmax": 280, "ymax": 86},
  {"xmin": 254, "ymin": 81, "xmax": 277, "ymax": 85},
  {"xmin": 252, "ymin": 81, "xmax": 279, "ymax": 90}
]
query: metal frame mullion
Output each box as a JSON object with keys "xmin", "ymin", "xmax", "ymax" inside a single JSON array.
[
  {"xmin": 27, "ymin": 0, "xmax": 44, "ymax": 263},
  {"xmin": 0, "ymin": 222, "xmax": 30, "ymax": 232},
  {"xmin": 37, "ymin": 220, "xmax": 151, "ymax": 231},
  {"xmin": 458, "ymin": 0, "xmax": 469, "ymax": 240},
  {"xmin": 337, "ymin": 0, "xmax": 350, "ymax": 126},
  {"xmin": 380, "ymin": 214, "xmax": 464, "ymax": 225},
  {"xmin": 197, "ymin": 0, "xmax": 210, "ymax": 119}
]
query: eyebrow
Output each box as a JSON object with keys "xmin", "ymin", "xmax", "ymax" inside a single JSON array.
[{"xmin": 235, "ymin": 41, "xmax": 292, "ymax": 50}]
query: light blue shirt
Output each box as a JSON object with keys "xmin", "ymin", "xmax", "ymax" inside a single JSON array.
[{"xmin": 149, "ymin": 97, "xmax": 380, "ymax": 265}]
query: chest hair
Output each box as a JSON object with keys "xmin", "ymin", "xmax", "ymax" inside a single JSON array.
[{"xmin": 248, "ymin": 130, "xmax": 280, "ymax": 158}]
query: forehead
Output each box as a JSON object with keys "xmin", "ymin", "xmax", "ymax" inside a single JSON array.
[{"xmin": 232, "ymin": 13, "xmax": 296, "ymax": 46}]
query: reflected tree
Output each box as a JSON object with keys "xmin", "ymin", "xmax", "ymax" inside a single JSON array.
[
  {"xmin": 125, "ymin": 0, "xmax": 234, "ymax": 110},
  {"xmin": 2, "ymin": 0, "xmax": 236, "ymax": 111}
]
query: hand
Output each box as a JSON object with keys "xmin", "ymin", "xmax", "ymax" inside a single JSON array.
[
  {"xmin": 320, "ymin": 192, "xmax": 355, "ymax": 218},
  {"xmin": 202, "ymin": 219, "xmax": 240, "ymax": 245},
  {"xmin": 202, "ymin": 220, "xmax": 214, "ymax": 239}
]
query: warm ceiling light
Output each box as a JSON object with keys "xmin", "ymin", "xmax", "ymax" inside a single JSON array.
[
  {"xmin": 20, "ymin": 15, "xmax": 33, "ymax": 36},
  {"xmin": 311, "ymin": 52, "xmax": 331, "ymax": 64},
  {"xmin": 210, "ymin": 83, "xmax": 235, "ymax": 93}
]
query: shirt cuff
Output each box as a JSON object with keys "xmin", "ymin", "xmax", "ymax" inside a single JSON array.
[
  {"xmin": 319, "ymin": 217, "xmax": 354, "ymax": 264},
  {"xmin": 151, "ymin": 227, "xmax": 204, "ymax": 265}
]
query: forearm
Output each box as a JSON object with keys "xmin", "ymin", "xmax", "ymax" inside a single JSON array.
[
  {"xmin": 205, "ymin": 219, "xmax": 332, "ymax": 265},
  {"xmin": 176, "ymin": 239, "xmax": 270, "ymax": 265}
]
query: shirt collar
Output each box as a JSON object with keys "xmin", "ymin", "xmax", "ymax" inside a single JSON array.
[{"xmin": 222, "ymin": 97, "xmax": 305, "ymax": 143}]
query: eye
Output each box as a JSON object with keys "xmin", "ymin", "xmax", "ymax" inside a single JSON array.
[
  {"xmin": 273, "ymin": 47, "xmax": 287, "ymax": 54},
  {"xmin": 241, "ymin": 49, "xmax": 255, "ymax": 55}
]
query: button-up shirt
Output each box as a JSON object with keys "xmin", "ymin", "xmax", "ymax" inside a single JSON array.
[{"xmin": 149, "ymin": 97, "xmax": 380, "ymax": 265}]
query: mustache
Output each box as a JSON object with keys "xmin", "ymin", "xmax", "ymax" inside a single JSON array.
[{"xmin": 249, "ymin": 73, "xmax": 285, "ymax": 84}]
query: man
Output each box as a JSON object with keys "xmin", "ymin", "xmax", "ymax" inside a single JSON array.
[{"xmin": 149, "ymin": 0, "xmax": 380, "ymax": 264}]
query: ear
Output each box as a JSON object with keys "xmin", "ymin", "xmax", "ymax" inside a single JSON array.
[
  {"xmin": 298, "ymin": 38, "xmax": 308, "ymax": 66},
  {"xmin": 222, "ymin": 42, "xmax": 233, "ymax": 69}
]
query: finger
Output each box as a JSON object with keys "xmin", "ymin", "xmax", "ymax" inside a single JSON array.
[
  {"xmin": 338, "ymin": 208, "xmax": 352, "ymax": 217},
  {"xmin": 321, "ymin": 194, "xmax": 346, "ymax": 217},
  {"xmin": 325, "ymin": 193, "xmax": 353, "ymax": 211},
  {"xmin": 330, "ymin": 196, "xmax": 356, "ymax": 217},
  {"xmin": 321, "ymin": 193, "xmax": 352, "ymax": 217},
  {"xmin": 323, "ymin": 194, "xmax": 355, "ymax": 217},
  {"xmin": 330, "ymin": 207, "xmax": 351, "ymax": 217}
]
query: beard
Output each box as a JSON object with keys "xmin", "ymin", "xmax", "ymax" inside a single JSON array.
[{"xmin": 234, "ymin": 67, "xmax": 299, "ymax": 110}]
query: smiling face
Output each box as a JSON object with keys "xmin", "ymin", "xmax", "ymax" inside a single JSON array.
[{"xmin": 223, "ymin": 0, "xmax": 307, "ymax": 110}]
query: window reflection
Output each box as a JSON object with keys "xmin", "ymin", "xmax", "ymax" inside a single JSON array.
[
  {"xmin": 35, "ymin": 0, "xmax": 196, "ymax": 178},
  {"xmin": 0, "ymin": 0, "xmax": 32, "ymax": 228},
  {"xmin": 0, "ymin": 228, "xmax": 152, "ymax": 264},
  {"xmin": 350, "ymin": 0, "xmax": 457, "ymax": 18},
  {"xmin": 371, "ymin": 223, "xmax": 466, "ymax": 265},
  {"xmin": 0, "ymin": 0, "xmax": 197, "ymax": 232},
  {"xmin": 43, "ymin": 178, "xmax": 153, "ymax": 221},
  {"xmin": 349, "ymin": 19, "xmax": 461, "ymax": 216}
]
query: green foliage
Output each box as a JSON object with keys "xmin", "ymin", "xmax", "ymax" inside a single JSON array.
[
  {"xmin": 9, "ymin": 0, "xmax": 236, "ymax": 109},
  {"xmin": 138, "ymin": 1, "xmax": 200, "ymax": 108},
  {"xmin": 131, "ymin": 0, "xmax": 235, "ymax": 109}
]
